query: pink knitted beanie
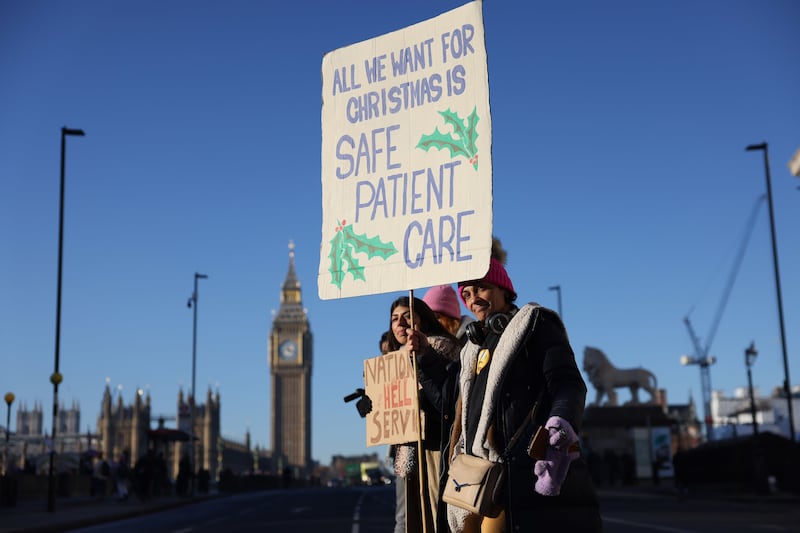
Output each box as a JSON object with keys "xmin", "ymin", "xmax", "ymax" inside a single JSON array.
[
  {"xmin": 457, "ymin": 257, "xmax": 516, "ymax": 306},
  {"xmin": 422, "ymin": 285, "xmax": 461, "ymax": 320}
]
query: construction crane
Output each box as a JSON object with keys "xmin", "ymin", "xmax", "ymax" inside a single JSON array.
[
  {"xmin": 682, "ymin": 194, "xmax": 766, "ymax": 441},
  {"xmin": 681, "ymin": 319, "xmax": 717, "ymax": 440}
]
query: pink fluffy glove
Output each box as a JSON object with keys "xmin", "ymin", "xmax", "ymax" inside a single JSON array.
[{"xmin": 533, "ymin": 416, "xmax": 580, "ymax": 496}]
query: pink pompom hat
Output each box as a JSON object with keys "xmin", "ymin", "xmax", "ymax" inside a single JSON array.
[{"xmin": 457, "ymin": 257, "xmax": 516, "ymax": 306}]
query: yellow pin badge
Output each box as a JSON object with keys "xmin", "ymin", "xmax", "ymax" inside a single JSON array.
[{"xmin": 476, "ymin": 348, "xmax": 491, "ymax": 375}]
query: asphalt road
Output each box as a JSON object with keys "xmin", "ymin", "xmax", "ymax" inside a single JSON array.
[
  {"xmin": 600, "ymin": 488, "xmax": 800, "ymax": 533},
  {"xmin": 71, "ymin": 486, "xmax": 396, "ymax": 533},
  {"xmin": 68, "ymin": 485, "xmax": 800, "ymax": 533}
]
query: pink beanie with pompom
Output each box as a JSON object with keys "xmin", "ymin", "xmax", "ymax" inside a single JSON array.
[{"xmin": 457, "ymin": 257, "xmax": 516, "ymax": 306}]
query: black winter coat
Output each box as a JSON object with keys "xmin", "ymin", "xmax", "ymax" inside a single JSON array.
[
  {"xmin": 418, "ymin": 351, "xmax": 461, "ymax": 533},
  {"xmin": 448, "ymin": 304, "xmax": 601, "ymax": 532}
]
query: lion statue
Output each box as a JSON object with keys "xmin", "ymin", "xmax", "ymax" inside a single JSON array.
[{"xmin": 582, "ymin": 346, "xmax": 658, "ymax": 406}]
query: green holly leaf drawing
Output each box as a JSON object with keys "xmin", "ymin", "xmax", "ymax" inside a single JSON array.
[
  {"xmin": 464, "ymin": 108, "xmax": 479, "ymax": 155},
  {"xmin": 416, "ymin": 127, "xmax": 471, "ymax": 158},
  {"xmin": 327, "ymin": 222, "xmax": 398, "ymax": 288},
  {"xmin": 327, "ymin": 231, "xmax": 347, "ymax": 287},
  {"xmin": 416, "ymin": 107, "xmax": 480, "ymax": 170},
  {"xmin": 341, "ymin": 225, "xmax": 399, "ymax": 260},
  {"xmin": 340, "ymin": 244, "xmax": 365, "ymax": 282}
]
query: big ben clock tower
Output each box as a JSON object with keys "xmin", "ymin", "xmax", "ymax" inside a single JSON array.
[{"xmin": 269, "ymin": 241, "xmax": 312, "ymax": 477}]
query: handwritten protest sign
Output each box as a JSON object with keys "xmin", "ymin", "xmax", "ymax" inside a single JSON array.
[
  {"xmin": 364, "ymin": 350, "xmax": 423, "ymax": 446},
  {"xmin": 319, "ymin": 1, "xmax": 492, "ymax": 299}
]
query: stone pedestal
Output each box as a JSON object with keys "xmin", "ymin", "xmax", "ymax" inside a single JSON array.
[{"xmin": 580, "ymin": 404, "xmax": 674, "ymax": 486}]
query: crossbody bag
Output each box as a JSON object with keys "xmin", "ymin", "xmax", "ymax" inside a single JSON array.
[{"xmin": 442, "ymin": 394, "xmax": 546, "ymax": 517}]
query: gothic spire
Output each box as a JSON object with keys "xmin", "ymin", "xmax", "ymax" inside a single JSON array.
[
  {"xmin": 282, "ymin": 240, "xmax": 300, "ymax": 293},
  {"xmin": 276, "ymin": 240, "xmax": 306, "ymax": 322}
]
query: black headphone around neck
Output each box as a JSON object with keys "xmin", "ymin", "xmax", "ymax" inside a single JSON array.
[{"xmin": 465, "ymin": 309, "xmax": 517, "ymax": 346}]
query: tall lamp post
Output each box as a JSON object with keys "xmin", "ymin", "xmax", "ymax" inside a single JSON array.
[
  {"xmin": 4, "ymin": 392, "xmax": 13, "ymax": 476},
  {"xmin": 680, "ymin": 354, "xmax": 717, "ymax": 441},
  {"xmin": 744, "ymin": 342, "xmax": 759, "ymax": 437},
  {"xmin": 744, "ymin": 341, "xmax": 766, "ymax": 493},
  {"xmin": 548, "ymin": 285, "xmax": 562, "ymax": 318},
  {"xmin": 49, "ymin": 126, "xmax": 85, "ymax": 512},
  {"xmin": 745, "ymin": 143, "xmax": 795, "ymax": 442},
  {"xmin": 187, "ymin": 272, "xmax": 208, "ymax": 494}
]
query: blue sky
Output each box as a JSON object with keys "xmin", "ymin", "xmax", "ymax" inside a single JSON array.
[{"xmin": 2, "ymin": 0, "xmax": 798, "ymax": 465}]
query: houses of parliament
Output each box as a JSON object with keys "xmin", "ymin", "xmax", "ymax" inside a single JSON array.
[{"xmin": 8, "ymin": 244, "xmax": 315, "ymax": 482}]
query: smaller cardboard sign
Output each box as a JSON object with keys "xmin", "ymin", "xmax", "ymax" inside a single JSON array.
[{"xmin": 363, "ymin": 350, "xmax": 422, "ymax": 446}]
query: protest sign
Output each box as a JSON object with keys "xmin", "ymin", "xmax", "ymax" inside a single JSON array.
[
  {"xmin": 363, "ymin": 350, "xmax": 423, "ymax": 446},
  {"xmin": 319, "ymin": 1, "xmax": 492, "ymax": 299}
]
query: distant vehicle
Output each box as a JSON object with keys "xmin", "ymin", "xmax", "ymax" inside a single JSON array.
[
  {"xmin": 326, "ymin": 477, "xmax": 344, "ymax": 488},
  {"xmin": 364, "ymin": 467, "xmax": 393, "ymax": 486}
]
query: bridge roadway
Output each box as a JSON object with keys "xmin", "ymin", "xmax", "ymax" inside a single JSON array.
[{"xmin": 2, "ymin": 483, "xmax": 799, "ymax": 532}]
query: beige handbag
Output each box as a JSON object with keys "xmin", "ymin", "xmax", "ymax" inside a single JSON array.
[
  {"xmin": 442, "ymin": 452, "xmax": 506, "ymax": 517},
  {"xmin": 443, "ymin": 394, "xmax": 547, "ymax": 517}
]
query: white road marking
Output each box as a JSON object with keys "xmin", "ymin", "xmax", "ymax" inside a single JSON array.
[
  {"xmin": 351, "ymin": 490, "xmax": 366, "ymax": 533},
  {"xmin": 604, "ymin": 516, "xmax": 698, "ymax": 533}
]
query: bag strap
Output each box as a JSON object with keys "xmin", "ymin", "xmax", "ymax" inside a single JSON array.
[{"xmin": 502, "ymin": 387, "xmax": 547, "ymax": 459}]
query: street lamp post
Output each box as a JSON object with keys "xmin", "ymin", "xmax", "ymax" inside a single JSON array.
[
  {"xmin": 49, "ymin": 126, "xmax": 85, "ymax": 512},
  {"xmin": 744, "ymin": 341, "xmax": 767, "ymax": 493},
  {"xmin": 745, "ymin": 342, "xmax": 759, "ymax": 437},
  {"xmin": 4, "ymin": 392, "xmax": 14, "ymax": 476},
  {"xmin": 548, "ymin": 285, "xmax": 562, "ymax": 318},
  {"xmin": 187, "ymin": 272, "xmax": 208, "ymax": 495},
  {"xmin": 746, "ymin": 143, "xmax": 795, "ymax": 442},
  {"xmin": 680, "ymin": 354, "xmax": 717, "ymax": 441}
]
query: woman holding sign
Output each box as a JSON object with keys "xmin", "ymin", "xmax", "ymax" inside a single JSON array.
[
  {"xmin": 388, "ymin": 296, "xmax": 459, "ymax": 533},
  {"xmin": 446, "ymin": 240, "xmax": 601, "ymax": 533}
]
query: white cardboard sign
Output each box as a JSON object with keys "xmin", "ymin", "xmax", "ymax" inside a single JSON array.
[{"xmin": 319, "ymin": 1, "xmax": 492, "ymax": 300}]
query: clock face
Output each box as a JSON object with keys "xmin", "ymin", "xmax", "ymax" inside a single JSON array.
[{"xmin": 278, "ymin": 340, "xmax": 298, "ymax": 360}]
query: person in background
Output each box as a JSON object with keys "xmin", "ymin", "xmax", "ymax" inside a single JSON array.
[
  {"xmin": 388, "ymin": 296, "xmax": 459, "ymax": 533},
  {"xmin": 447, "ymin": 238, "xmax": 601, "ymax": 532},
  {"xmin": 134, "ymin": 449, "xmax": 155, "ymax": 501},
  {"xmin": 380, "ymin": 330, "xmax": 392, "ymax": 356},
  {"xmin": 114, "ymin": 453, "xmax": 130, "ymax": 501},
  {"xmin": 91, "ymin": 453, "xmax": 109, "ymax": 500},
  {"xmin": 381, "ymin": 330, "xmax": 407, "ymax": 533},
  {"xmin": 422, "ymin": 284, "xmax": 474, "ymax": 348}
]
